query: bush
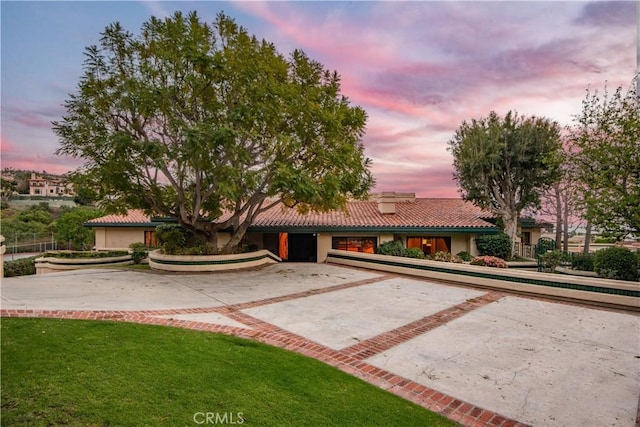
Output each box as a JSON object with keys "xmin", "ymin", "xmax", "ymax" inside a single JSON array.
[
  {"xmin": 571, "ymin": 252, "xmax": 595, "ymax": 272},
  {"xmin": 376, "ymin": 240, "xmax": 407, "ymax": 257},
  {"xmin": 450, "ymin": 255, "xmax": 464, "ymax": 263},
  {"xmin": 594, "ymin": 237, "xmax": 617, "ymax": 244},
  {"xmin": 404, "ymin": 247, "xmax": 425, "ymax": 259},
  {"xmin": 539, "ymin": 250, "xmax": 565, "ymax": 272},
  {"xmin": 433, "ymin": 251, "xmax": 452, "ymax": 262},
  {"xmin": 536, "ymin": 237, "xmax": 556, "ymax": 255},
  {"xmin": 173, "ymin": 245, "xmax": 218, "ymax": 256},
  {"xmin": 593, "ymin": 247, "xmax": 639, "ymax": 281},
  {"xmin": 475, "ymin": 233, "xmax": 512, "ymax": 260},
  {"xmin": 128, "ymin": 242, "xmax": 148, "ymax": 264},
  {"xmin": 456, "ymin": 251, "xmax": 473, "ymax": 262},
  {"xmin": 4, "ymin": 256, "xmax": 37, "ymax": 277},
  {"xmin": 156, "ymin": 224, "xmax": 192, "ymax": 255},
  {"xmin": 470, "ymin": 255, "xmax": 508, "ymax": 268},
  {"xmin": 42, "ymin": 251, "xmax": 128, "ymax": 259}
]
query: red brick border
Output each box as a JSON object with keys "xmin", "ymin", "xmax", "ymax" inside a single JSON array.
[{"xmin": 1, "ymin": 274, "xmax": 528, "ymax": 427}]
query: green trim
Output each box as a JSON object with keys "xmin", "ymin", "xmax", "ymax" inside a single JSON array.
[
  {"xmin": 327, "ymin": 252, "xmax": 640, "ymax": 298},
  {"xmin": 246, "ymin": 226, "xmax": 499, "ymax": 234},
  {"xmin": 84, "ymin": 222, "xmax": 164, "ymax": 228},
  {"xmin": 150, "ymin": 252, "xmax": 280, "ymax": 266}
]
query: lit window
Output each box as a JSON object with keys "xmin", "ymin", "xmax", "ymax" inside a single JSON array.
[{"xmin": 331, "ymin": 237, "xmax": 377, "ymax": 253}]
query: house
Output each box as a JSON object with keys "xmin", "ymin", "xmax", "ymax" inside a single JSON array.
[
  {"xmin": 28, "ymin": 173, "xmax": 75, "ymax": 197},
  {"xmin": 86, "ymin": 192, "xmax": 547, "ymax": 262}
]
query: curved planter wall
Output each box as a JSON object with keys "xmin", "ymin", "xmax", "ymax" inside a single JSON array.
[
  {"xmin": 148, "ymin": 249, "xmax": 281, "ymax": 272},
  {"xmin": 35, "ymin": 254, "xmax": 133, "ymax": 274}
]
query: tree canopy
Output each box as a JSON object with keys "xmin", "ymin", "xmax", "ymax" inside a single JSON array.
[
  {"xmin": 567, "ymin": 76, "xmax": 639, "ymax": 237},
  {"xmin": 52, "ymin": 207, "xmax": 105, "ymax": 250},
  {"xmin": 54, "ymin": 11, "xmax": 373, "ymax": 253},
  {"xmin": 448, "ymin": 111, "xmax": 562, "ymax": 248}
]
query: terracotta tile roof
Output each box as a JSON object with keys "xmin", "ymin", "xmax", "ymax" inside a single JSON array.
[
  {"xmin": 251, "ymin": 199, "xmax": 494, "ymax": 229},
  {"xmin": 86, "ymin": 199, "xmax": 495, "ymax": 230},
  {"xmin": 86, "ymin": 209, "xmax": 152, "ymax": 224}
]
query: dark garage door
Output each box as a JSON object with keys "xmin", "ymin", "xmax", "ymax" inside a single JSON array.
[{"xmin": 287, "ymin": 233, "xmax": 317, "ymax": 262}]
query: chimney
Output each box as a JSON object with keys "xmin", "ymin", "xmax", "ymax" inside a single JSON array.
[{"xmin": 377, "ymin": 192, "xmax": 396, "ymax": 215}]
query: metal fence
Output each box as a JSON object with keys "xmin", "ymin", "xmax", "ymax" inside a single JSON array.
[
  {"xmin": 537, "ymin": 250, "xmax": 596, "ymax": 273},
  {"xmin": 1, "ymin": 232, "xmax": 70, "ymax": 260},
  {"xmin": 513, "ymin": 242, "xmax": 537, "ymax": 259}
]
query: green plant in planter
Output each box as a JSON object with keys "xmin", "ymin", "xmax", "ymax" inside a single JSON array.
[
  {"xmin": 128, "ymin": 242, "xmax": 148, "ymax": 264},
  {"xmin": 539, "ymin": 250, "xmax": 565, "ymax": 272},
  {"xmin": 456, "ymin": 251, "xmax": 473, "ymax": 262},
  {"xmin": 470, "ymin": 255, "xmax": 508, "ymax": 268},
  {"xmin": 433, "ymin": 251, "xmax": 452, "ymax": 262},
  {"xmin": 43, "ymin": 251, "xmax": 128, "ymax": 259},
  {"xmin": 405, "ymin": 247, "xmax": 425, "ymax": 259},
  {"xmin": 376, "ymin": 240, "xmax": 407, "ymax": 257}
]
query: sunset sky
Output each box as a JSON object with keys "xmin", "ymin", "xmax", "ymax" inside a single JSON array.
[{"xmin": 1, "ymin": 1, "xmax": 637, "ymax": 197}]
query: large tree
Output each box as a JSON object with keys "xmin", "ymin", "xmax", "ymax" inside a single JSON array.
[
  {"xmin": 567, "ymin": 77, "xmax": 639, "ymax": 237},
  {"xmin": 54, "ymin": 11, "xmax": 373, "ymax": 253},
  {"xmin": 448, "ymin": 111, "xmax": 562, "ymax": 249}
]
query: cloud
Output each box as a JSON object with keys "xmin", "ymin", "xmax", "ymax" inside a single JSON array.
[
  {"xmin": 138, "ymin": 0, "xmax": 172, "ymax": 19},
  {"xmin": 575, "ymin": 1, "xmax": 637, "ymax": 27}
]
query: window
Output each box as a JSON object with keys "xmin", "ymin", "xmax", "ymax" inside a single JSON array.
[
  {"xmin": 332, "ymin": 237, "xmax": 377, "ymax": 253},
  {"xmin": 522, "ymin": 232, "xmax": 531, "ymax": 245},
  {"xmin": 407, "ymin": 236, "xmax": 451, "ymax": 255},
  {"xmin": 144, "ymin": 230, "xmax": 157, "ymax": 247}
]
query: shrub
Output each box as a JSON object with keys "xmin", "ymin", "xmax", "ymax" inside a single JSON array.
[
  {"xmin": 433, "ymin": 251, "xmax": 452, "ymax": 262},
  {"xmin": 475, "ymin": 233, "xmax": 512, "ymax": 260},
  {"xmin": 173, "ymin": 245, "xmax": 218, "ymax": 256},
  {"xmin": 42, "ymin": 251, "xmax": 128, "ymax": 259},
  {"xmin": 594, "ymin": 236, "xmax": 617, "ymax": 244},
  {"xmin": 376, "ymin": 240, "xmax": 407, "ymax": 257},
  {"xmin": 536, "ymin": 237, "xmax": 556, "ymax": 255},
  {"xmin": 450, "ymin": 255, "xmax": 464, "ymax": 263},
  {"xmin": 539, "ymin": 250, "xmax": 565, "ymax": 272},
  {"xmin": 404, "ymin": 247, "xmax": 425, "ymax": 259},
  {"xmin": 593, "ymin": 247, "xmax": 639, "ymax": 281},
  {"xmin": 456, "ymin": 251, "xmax": 473, "ymax": 262},
  {"xmin": 470, "ymin": 255, "xmax": 508, "ymax": 268},
  {"xmin": 128, "ymin": 242, "xmax": 148, "ymax": 264},
  {"xmin": 4, "ymin": 256, "xmax": 37, "ymax": 277},
  {"xmin": 571, "ymin": 252, "xmax": 595, "ymax": 272},
  {"xmin": 156, "ymin": 224, "xmax": 192, "ymax": 255}
]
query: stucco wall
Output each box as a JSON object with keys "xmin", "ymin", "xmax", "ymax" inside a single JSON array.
[
  {"xmin": 94, "ymin": 227, "xmax": 151, "ymax": 250},
  {"xmin": 94, "ymin": 227, "xmax": 233, "ymax": 251}
]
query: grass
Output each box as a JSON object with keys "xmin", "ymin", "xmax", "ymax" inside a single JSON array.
[{"xmin": 1, "ymin": 318, "xmax": 455, "ymax": 427}]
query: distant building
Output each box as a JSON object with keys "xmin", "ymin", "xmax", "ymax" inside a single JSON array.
[{"xmin": 28, "ymin": 173, "xmax": 75, "ymax": 197}]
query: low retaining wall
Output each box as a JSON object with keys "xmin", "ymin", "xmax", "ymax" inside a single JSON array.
[
  {"xmin": 35, "ymin": 254, "xmax": 133, "ymax": 274},
  {"xmin": 326, "ymin": 250, "xmax": 640, "ymax": 310},
  {"xmin": 148, "ymin": 249, "xmax": 281, "ymax": 272}
]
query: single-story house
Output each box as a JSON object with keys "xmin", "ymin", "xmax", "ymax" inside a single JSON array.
[{"xmin": 86, "ymin": 192, "xmax": 547, "ymax": 262}]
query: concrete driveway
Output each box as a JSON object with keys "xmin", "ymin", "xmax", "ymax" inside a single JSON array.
[{"xmin": 2, "ymin": 263, "xmax": 639, "ymax": 427}]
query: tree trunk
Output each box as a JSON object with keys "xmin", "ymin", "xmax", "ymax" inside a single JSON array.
[
  {"xmin": 583, "ymin": 222, "xmax": 592, "ymax": 253},
  {"xmin": 502, "ymin": 212, "xmax": 518, "ymax": 259},
  {"xmin": 554, "ymin": 188, "xmax": 563, "ymax": 249},
  {"xmin": 562, "ymin": 200, "xmax": 569, "ymax": 253}
]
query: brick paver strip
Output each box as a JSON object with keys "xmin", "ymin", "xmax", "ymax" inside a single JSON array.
[
  {"xmin": 1, "ymin": 273, "xmax": 530, "ymax": 427},
  {"xmin": 341, "ymin": 291, "xmax": 504, "ymax": 359}
]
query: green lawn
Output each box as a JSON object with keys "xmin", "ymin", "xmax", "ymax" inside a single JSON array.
[{"xmin": 1, "ymin": 318, "xmax": 455, "ymax": 426}]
